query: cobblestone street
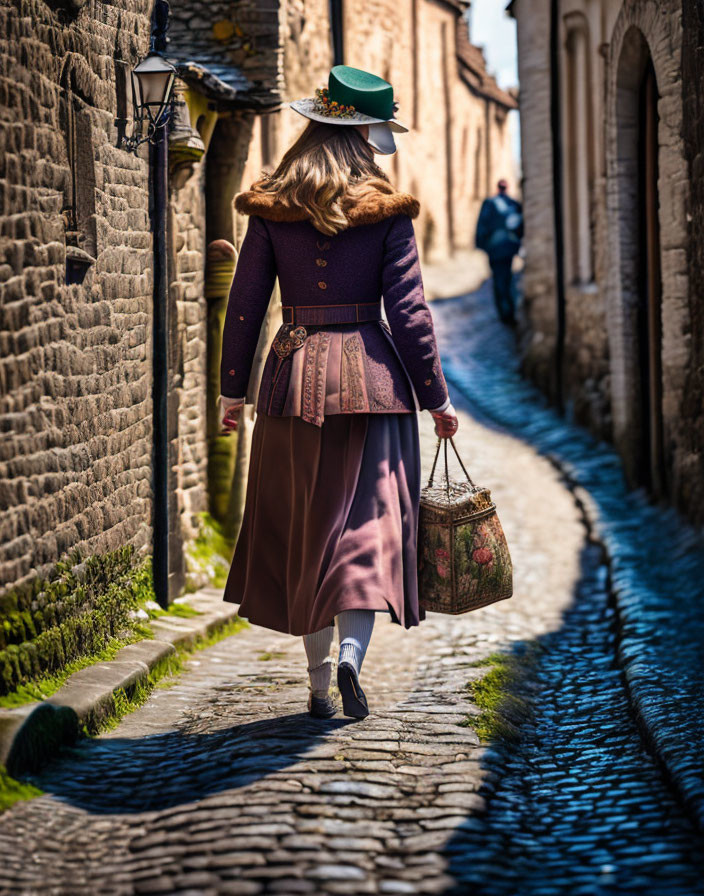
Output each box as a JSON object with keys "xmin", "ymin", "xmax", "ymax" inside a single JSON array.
[{"xmin": 1, "ymin": 286, "xmax": 703, "ymax": 895}]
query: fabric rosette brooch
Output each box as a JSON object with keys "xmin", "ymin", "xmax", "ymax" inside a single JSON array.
[
  {"xmin": 273, "ymin": 325, "xmax": 307, "ymax": 360},
  {"xmin": 313, "ymin": 86, "xmax": 358, "ymax": 119}
]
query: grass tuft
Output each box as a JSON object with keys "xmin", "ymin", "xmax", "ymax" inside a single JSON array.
[
  {"xmin": 163, "ymin": 603, "xmax": 201, "ymax": 618},
  {"xmin": 0, "ymin": 765, "xmax": 43, "ymax": 813},
  {"xmin": 463, "ymin": 645, "xmax": 542, "ymax": 744},
  {"xmin": 144, "ymin": 601, "xmax": 202, "ymax": 621}
]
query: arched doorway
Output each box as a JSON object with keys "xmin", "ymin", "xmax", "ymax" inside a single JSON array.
[{"xmin": 613, "ymin": 28, "xmax": 665, "ymax": 498}]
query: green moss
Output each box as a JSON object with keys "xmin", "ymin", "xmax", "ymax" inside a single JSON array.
[
  {"xmin": 206, "ymin": 279, "xmax": 238, "ymax": 527},
  {"xmin": 166, "ymin": 603, "xmax": 201, "ymax": 618},
  {"xmin": 186, "ymin": 616, "xmax": 248, "ymax": 653},
  {"xmin": 0, "ymin": 765, "xmax": 42, "ymax": 813},
  {"xmin": 0, "ymin": 540, "xmax": 244, "ymax": 711},
  {"xmin": 0, "ymin": 553, "xmax": 155, "ymax": 702},
  {"xmin": 146, "ymin": 602, "xmax": 201, "ymax": 621},
  {"xmin": 257, "ymin": 651, "xmax": 286, "ymax": 662},
  {"xmin": 0, "ymin": 630, "xmax": 147, "ymax": 709},
  {"xmin": 209, "ymin": 434, "xmax": 239, "ymax": 526},
  {"xmin": 19, "ymin": 547, "xmax": 138, "ymax": 642},
  {"xmin": 185, "ymin": 513, "xmax": 234, "ymax": 590},
  {"xmin": 463, "ymin": 646, "xmax": 541, "ymax": 744},
  {"xmin": 131, "ymin": 621, "xmax": 155, "ymax": 641}
]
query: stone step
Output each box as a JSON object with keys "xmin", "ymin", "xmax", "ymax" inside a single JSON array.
[{"xmin": 0, "ymin": 589, "xmax": 238, "ymax": 777}]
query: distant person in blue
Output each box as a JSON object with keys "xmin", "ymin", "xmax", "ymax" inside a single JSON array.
[{"xmin": 475, "ymin": 179, "xmax": 523, "ymax": 326}]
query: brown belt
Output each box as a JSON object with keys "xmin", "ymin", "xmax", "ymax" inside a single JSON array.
[{"xmin": 281, "ymin": 302, "xmax": 382, "ymax": 326}]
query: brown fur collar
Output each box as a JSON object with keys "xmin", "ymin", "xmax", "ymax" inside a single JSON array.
[{"xmin": 234, "ymin": 183, "xmax": 420, "ymax": 227}]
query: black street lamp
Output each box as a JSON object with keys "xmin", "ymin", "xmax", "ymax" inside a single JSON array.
[
  {"xmin": 121, "ymin": 11, "xmax": 176, "ymax": 153},
  {"xmin": 129, "ymin": 52, "xmax": 176, "ymax": 143}
]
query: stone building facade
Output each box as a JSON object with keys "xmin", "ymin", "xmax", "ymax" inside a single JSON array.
[
  {"xmin": 511, "ymin": 0, "xmax": 704, "ymax": 525},
  {"xmin": 0, "ymin": 0, "xmax": 516, "ymax": 619},
  {"xmin": 0, "ymin": 0, "xmax": 156, "ymax": 595}
]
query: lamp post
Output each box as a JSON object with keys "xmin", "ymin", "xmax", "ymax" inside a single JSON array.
[
  {"xmin": 121, "ymin": 2, "xmax": 176, "ymax": 154},
  {"xmin": 122, "ymin": 0, "xmax": 175, "ymax": 608}
]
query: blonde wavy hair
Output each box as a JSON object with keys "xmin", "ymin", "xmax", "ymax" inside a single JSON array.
[{"xmin": 248, "ymin": 121, "xmax": 392, "ymax": 236}]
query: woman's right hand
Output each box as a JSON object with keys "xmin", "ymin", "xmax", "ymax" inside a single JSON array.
[{"xmin": 430, "ymin": 404, "xmax": 459, "ymax": 439}]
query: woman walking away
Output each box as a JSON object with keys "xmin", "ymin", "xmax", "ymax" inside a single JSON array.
[{"xmin": 219, "ymin": 65, "xmax": 459, "ymax": 720}]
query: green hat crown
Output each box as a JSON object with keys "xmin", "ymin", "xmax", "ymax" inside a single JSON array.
[{"xmin": 327, "ymin": 65, "xmax": 395, "ymax": 120}]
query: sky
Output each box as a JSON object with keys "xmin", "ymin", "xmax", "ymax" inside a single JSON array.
[{"xmin": 467, "ymin": 0, "xmax": 518, "ymax": 90}]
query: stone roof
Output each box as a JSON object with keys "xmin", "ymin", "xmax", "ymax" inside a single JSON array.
[
  {"xmin": 166, "ymin": 0, "xmax": 282, "ymax": 109},
  {"xmin": 456, "ymin": 19, "xmax": 518, "ymax": 110}
]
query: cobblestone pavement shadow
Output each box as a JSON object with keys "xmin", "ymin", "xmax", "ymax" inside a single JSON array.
[
  {"xmin": 431, "ymin": 282, "xmax": 704, "ymax": 829},
  {"xmin": 30, "ymin": 714, "xmax": 355, "ymax": 814},
  {"xmin": 444, "ymin": 539, "xmax": 704, "ymax": 896},
  {"xmin": 433, "ymin": 284, "xmax": 704, "ymax": 895}
]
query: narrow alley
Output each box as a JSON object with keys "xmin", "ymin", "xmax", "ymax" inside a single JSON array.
[{"xmin": 1, "ymin": 286, "xmax": 702, "ymax": 895}]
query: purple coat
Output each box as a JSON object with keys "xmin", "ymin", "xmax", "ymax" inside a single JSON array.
[{"xmin": 220, "ymin": 186, "xmax": 450, "ymax": 423}]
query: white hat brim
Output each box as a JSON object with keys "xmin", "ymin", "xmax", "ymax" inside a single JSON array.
[
  {"xmin": 366, "ymin": 122, "xmax": 397, "ymax": 155},
  {"xmin": 289, "ymin": 98, "xmax": 408, "ymax": 132}
]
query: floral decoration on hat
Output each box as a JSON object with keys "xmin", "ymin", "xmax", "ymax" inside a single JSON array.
[{"xmin": 313, "ymin": 86, "xmax": 357, "ymax": 119}]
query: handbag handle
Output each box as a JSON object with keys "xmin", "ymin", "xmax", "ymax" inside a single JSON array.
[{"xmin": 427, "ymin": 436, "xmax": 476, "ymax": 493}]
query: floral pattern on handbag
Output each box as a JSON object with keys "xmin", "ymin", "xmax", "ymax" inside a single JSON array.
[{"xmin": 418, "ymin": 437, "xmax": 513, "ymax": 614}]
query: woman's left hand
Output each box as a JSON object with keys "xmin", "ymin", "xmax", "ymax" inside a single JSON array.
[
  {"xmin": 220, "ymin": 395, "xmax": 246, "ymax": 433},
  {"xmin": 430, "ymin": 404, "xmax": 459, "ymax": 439}
]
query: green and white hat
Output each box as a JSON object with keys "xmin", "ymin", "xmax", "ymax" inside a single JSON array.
[{"xmin": 289, "ymin": 65, "xmax": 409, "ymax": 155}]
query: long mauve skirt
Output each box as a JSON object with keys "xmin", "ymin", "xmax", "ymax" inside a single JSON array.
[{"xmin": 223, "ymin": 411, "xmax": 422, "ymax": 636}]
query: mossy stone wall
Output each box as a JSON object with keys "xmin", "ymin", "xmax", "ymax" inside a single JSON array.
[{"xmin": 0, "ymin": 546, "xmax": 152, "ymax": 697}]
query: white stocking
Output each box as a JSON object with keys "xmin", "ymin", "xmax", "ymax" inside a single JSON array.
[
  {"xmin": 303, "ymin": 626, "xmax": 334, "ymax": 698},
  {"xmin": 336, "ymin": 610, "xmax": 375, "ymax": 675}
]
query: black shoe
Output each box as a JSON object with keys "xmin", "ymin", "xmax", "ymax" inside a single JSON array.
[
  {"xmin": 308, "ymin": 693, "xmax": 337, "ymax": 719},
  {"xmin": 337, "ymin": 661, "xmax": 369, "ymax": 719}
]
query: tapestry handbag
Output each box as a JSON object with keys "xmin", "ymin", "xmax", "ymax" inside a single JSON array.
[{"xmin": 418, "ymin": 437, "xmax": 513, "ymax": 614}]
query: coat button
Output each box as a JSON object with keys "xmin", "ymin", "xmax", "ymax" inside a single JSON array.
[
  {"xmin": 316, "ymin": 239, "xmax": 331, "ymax": 250},
  {"xmin": 239, "ymin": 315, "xmax": 244, "ymax": 320},
  {"xmin": 424, "ymin": 378, "xmax": 432, "ymax": 385},
  {"xmin": 318, "ymin": 281, "xmax": 327, "ymax": 289},
  {"xmin": 316, "ymin": 258, "xmax": 327, "ymax": 267},
  {"xmin": 229, "ymin": 369, "xmax": 235, "ymax": 376}
]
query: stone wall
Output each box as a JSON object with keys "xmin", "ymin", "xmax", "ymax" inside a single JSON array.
[
  {"xmin": 514, "ymin": 0, "xmax": 703, "ymax": 524},
  {"xmin": 511, "ymin": 0, "xmax": 560, "ymax": 397},
  {"xmin": 559, "ymin": 0, "xmax": 611, "ymax": 437},
  {"xmin": 168, "ymin": 160, "xmax": 208, "ymax": 543},
  {"xmin": 679, "ymin": 0, "xmax": 704, "ymax": 523},
  {"xmin": 604, "ymin": 0, "xmax": 688, "ymax": 493},
  {"xmin": 0, "ymin": 0, "xmax": 154, "ymax": 593},
  {"xmin": 515, "ymin": 0, "xmax": 614, "ymax": 431}
]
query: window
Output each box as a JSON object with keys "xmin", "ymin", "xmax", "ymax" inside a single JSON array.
[
  {"xmin": 564, "ymin": 12, "xmax": 594, "ymax": 285},
  {"xmin": 59, "ymin": 62, "xmax": 98, "ymax": 284}
]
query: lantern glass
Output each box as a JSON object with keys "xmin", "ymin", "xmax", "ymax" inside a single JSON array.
[{"xmin": 131, "ymin": 52, "xmax": 176, "ymax": 128}]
